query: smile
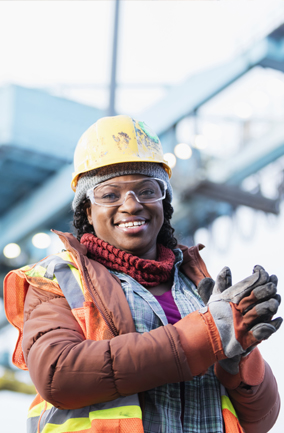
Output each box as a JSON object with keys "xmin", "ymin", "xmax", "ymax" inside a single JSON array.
[{"xmin": 117, "ymin": 221, "xmax": 146, "ymax": 228}]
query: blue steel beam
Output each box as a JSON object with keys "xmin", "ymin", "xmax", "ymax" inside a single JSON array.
[
  {"xmin": 142, "ymin": 33, "xmax": 284, "ymax": 136},
  {"xmin": 207, "ymin": 124, "xmax": 284, "ymax": 185},
  {"xmin": 0, "ymin": 85, "xmax": 104, "ymax": 250},
  {"xmin": 0, "ymin": 85, "xmax": 104, "ymax": 160},
  {"xmin": 0, "ymin": 164, "xmax": 73, "ymax": 252}
]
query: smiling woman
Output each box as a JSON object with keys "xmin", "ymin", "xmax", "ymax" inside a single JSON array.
[
  {"xmin": 4, "ymin": 115, "xmax": 282, "ymax": 433},
  {"xmin": 84, "ymin": 175, "xmax": 166, "ymax": 259}
]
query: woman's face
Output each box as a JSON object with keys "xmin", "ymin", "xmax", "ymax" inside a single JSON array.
[{"xmin": 86, "ymin": 174, "xmax": 164, "ymax": 260}]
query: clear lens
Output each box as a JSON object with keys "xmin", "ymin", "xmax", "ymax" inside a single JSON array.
[{"xmin": 87, "ymin": 178, "xmax": 166, "ymax": 207}]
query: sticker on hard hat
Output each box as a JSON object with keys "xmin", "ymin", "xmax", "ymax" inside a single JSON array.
[
  {"xmin": 133, "ymin": 120, "xmax": 162, "ymax": 158},
  {"xmin": 138, "ymin": 121, "xmax": 160, "ymax": 144}
]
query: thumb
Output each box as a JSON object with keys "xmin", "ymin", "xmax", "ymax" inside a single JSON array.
[
  {"xmin": 197, "ymin": 278, "xmax": 215, "ymax": 304},
  {"xmin": 213, "ymin": 266, "xmax": 232, "ymax": 294},
  {"xmin": 250, "ymin": 318, "xmax": 282, "ymax": 341}
]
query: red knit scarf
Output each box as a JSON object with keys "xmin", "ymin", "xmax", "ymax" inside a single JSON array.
[{"xmin": 80, "ymin": 233, "xmax": 176, "ymax": 288}]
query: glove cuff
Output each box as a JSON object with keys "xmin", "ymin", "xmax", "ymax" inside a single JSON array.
[
  {"xmin": 174, "ymin": 309, "xmax": 225, "ymax": 376},
  {"xmin": 214, "ymin": 347, "xmax": 265, "ymax": 389}
]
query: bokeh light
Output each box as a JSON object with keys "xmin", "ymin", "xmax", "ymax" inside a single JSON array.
[
  {"xmin": 3, "ymin": 243, "xmax": 21, "ymax": 259},
  {"xmin": 194, "ymin": 134, "xmax": 208, "ymax": 149},
  {"xmin": 32, "ymin": 233, "xmax": 51, "ymax": 249},
  {"xmin": 174, "ymin": 143, "xmax": 192, "ymax": 160},
  {"xmin": 164, "ymin": 152, "xmax": 177, "ymax": 168}
]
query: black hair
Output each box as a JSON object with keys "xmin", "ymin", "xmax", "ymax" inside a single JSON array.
[{"xmin": 73, "ymin": 196, "xmax": 178, "ymax": 250}]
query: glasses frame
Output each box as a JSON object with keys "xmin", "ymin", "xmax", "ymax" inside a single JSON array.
[{"xmin": 86, "ymin": 177, "xmax": 167, "ymax": 208}]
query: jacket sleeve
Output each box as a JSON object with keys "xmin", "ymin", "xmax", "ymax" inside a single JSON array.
[
  {"xmin": 228, "ymin": 362, "xmax": 280, "ymax": 433},
  {"xmin": 215, "ymin": 349, "xmax": 280, "ymax": 433},
  {"xmin": 23, "ymin": 285, "xmax": 192, "ymax": 410}
]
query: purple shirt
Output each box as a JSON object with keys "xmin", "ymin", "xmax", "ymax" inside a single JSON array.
[{"xmin": 154, "ymin": 290, "xmax": 181, "ymax": 325}]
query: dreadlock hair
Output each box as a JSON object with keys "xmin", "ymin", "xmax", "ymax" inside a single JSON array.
[{"xmin": 73, "ymin": 196, "xmax": 178, "ymax": 250}]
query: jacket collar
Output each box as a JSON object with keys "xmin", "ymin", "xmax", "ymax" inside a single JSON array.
[{"xmin": 51, "ymin": 229, "xmax": 88, "ymax": 256}]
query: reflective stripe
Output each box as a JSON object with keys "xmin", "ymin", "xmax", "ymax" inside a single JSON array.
[
  {"xmin": 221, "ymin": 395, "xmax": 238, "ymax": 418},
  {"xmin": 56, "ymin": 252, "xmax": 83, "ymax": 290},
  {"xmin": 25, "ymin": 255, "xmax": 61, "ymax": 280},
  {"xmin": 28, "ymin": 406, "xmax": 142, "ymax": 433},
  {"xmin": 20, "ymin": 264, "xmax": 34, "ymax": 271},
  {"xmin": 28, "ymin": 395, "xmax": 141, "ymax": 420},
  {"xmin": 27, "ymin": 415, "xmax": 39, "ymax": 433},
  {"xmin": 25, "ymin": 253, "xmax": 84, "ymax": 308},
  {"xmin": 90, "ymin": 404, "xmax": 142, "ymax": 419},
  {"xmin": 28, "ymin": 401, "xmax": 53, "ymax": 418},
  {"xmin": 68, "ymin": 264, "xmax": 82, "ymax": 289},
  {"xmin": 39, "ymin": 406, "xmax": 142, "ymax": 433},
  {"xmin": 53, "ymin": 263, "xmax": 85, "ymax": 308},
  {"xmin": 40, "ymin": 406, "xmax": 142, "ymax": 433},
  {"xmin": 26, "ymin": 265, "xmax": 58, "ymax": 283},
  {"xmin": 27, "ymin": 394, "xmax": 142, "ymax": 433}
]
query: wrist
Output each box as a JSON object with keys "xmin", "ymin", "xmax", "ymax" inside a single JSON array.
[
  {"xmin": 174, "ymin": 309, "xmax": 226, "ymax": 376},
  {"xmin": 215, "ymin": 348, "xmax": 265, "ymax": 389}
]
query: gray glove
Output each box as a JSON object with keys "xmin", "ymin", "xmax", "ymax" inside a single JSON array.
[{"xmin": 197, "ymin": 265, "xmax": 282, "ymax": 366}]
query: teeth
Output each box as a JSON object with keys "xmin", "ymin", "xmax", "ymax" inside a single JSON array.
[{"xmin": 118, "ymin": 221, "xmax": 146, "ymax": 228}]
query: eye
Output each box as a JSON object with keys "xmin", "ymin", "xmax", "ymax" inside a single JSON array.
[
  {"xmin": 102, "ymin": 192, "xmax": 119, "ymax": 202},
  {"xmin": 139, "ymin": 188, "xmax": 155, "ymax": 197}
]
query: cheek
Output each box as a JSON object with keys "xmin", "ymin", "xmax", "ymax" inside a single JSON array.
[{"xmin": 91, "ymin": 208, "xmax": 115, "ymax": 236}]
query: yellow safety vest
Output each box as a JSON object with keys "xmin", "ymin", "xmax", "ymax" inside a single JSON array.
[{"xmin": 4, "ymin": 251, "xmax": 244, "ymax": 433}]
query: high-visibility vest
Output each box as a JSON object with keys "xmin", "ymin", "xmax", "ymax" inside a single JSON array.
[{"xmin": 4, "ymin": 250, "xmax": 244, "ymax": 433}]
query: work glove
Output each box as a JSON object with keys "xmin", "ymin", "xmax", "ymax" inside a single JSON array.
[
  {"xmin": 197, "ymin": 265, "xmax": 282, "ymax": 373},
  {"xmin": 174, "ymin": 265, "xmax": 282, "ymax": 378},
  {"xmin": 203, "ymin": 265, "xmax": 281, "ymax": 356}
]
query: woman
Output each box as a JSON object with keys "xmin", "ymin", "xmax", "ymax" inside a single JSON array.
[{"xmin": 4, "ymin": 115, "xmax": 282, "ymax": 433}]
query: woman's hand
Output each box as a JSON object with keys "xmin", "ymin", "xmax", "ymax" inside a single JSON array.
[
  {"xmin": 197, "ymin": 266, "xmax": 282, "ymax": 374},
  {"xmin": 174, "ymin": 265, "xmax": 282, "ymax": 378}
]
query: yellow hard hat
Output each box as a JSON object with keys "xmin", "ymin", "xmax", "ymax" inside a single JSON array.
[{"xmin": 71, "ymin": 115, "xmax": 171, "ymax": 191}]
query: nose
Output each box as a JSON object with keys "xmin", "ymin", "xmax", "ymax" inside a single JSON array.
[{"xmin": 118, "ymin": 191, "xmax": 143, "ymax": 213}]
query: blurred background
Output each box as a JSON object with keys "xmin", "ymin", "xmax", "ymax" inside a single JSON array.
[{"xmin": 1, "ymin": 0, "xmax": 284, "ymax": 431}]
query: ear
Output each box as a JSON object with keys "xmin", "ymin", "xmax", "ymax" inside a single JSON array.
[{"xmin": 86, "ymin": 206, "xmax": 93, "ymax": 226}]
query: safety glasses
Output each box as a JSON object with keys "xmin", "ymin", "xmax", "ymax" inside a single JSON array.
[{"xmin": 87, "ymin": 178, "xmax": 167, "ymax": 208}]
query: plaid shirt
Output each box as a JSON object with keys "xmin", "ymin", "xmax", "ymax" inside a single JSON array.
[{"xmin": 111, "ymin": 249, "xmax": 223, "ymax": 433}]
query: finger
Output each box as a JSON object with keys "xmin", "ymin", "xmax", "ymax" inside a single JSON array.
[
  {"xmin": 270, "ymin": 317, "xmax": 283, "ymax": 331},
  {"xmin": 273, "ymin": 294, "xmax": 281, "ymax": 306},
  {"xmin": 243, "ymin": 298, "xmax": 280, "ymax": 327},
  {"xmin": 250, "ymin": 317, "xmax": 282, "ymax": 342},
  {"xmin": 238, "ymin": 282, "xmax": 277, "ymax": 312},
  {"xmin": 250, "ymin": 322, "xmax": 277, "ymax": 341},
  {"xmin": 252, "ymin": 265, "xmax": 270, "ymax": 287},
  {"xmin": 253, "ymin": 283, "xmax": 277, "ymax": 301},
  {"xmin": 269, "ymin": 274, "xmax": 278, "ymax": 287},
  {"xmin": 254, "ymin": 298, "xmax": 280, "ymax": 320},
  {"xmin": 222, "ymin": 271, "xmax": 268, "ymax": 304},
  {"xmin": 213, "ymin": 267, "xmax": 232, "ymax": 294},
  {"xmin": 197, "ymin": 278, "xmax": 215, "ymax": 304}
]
